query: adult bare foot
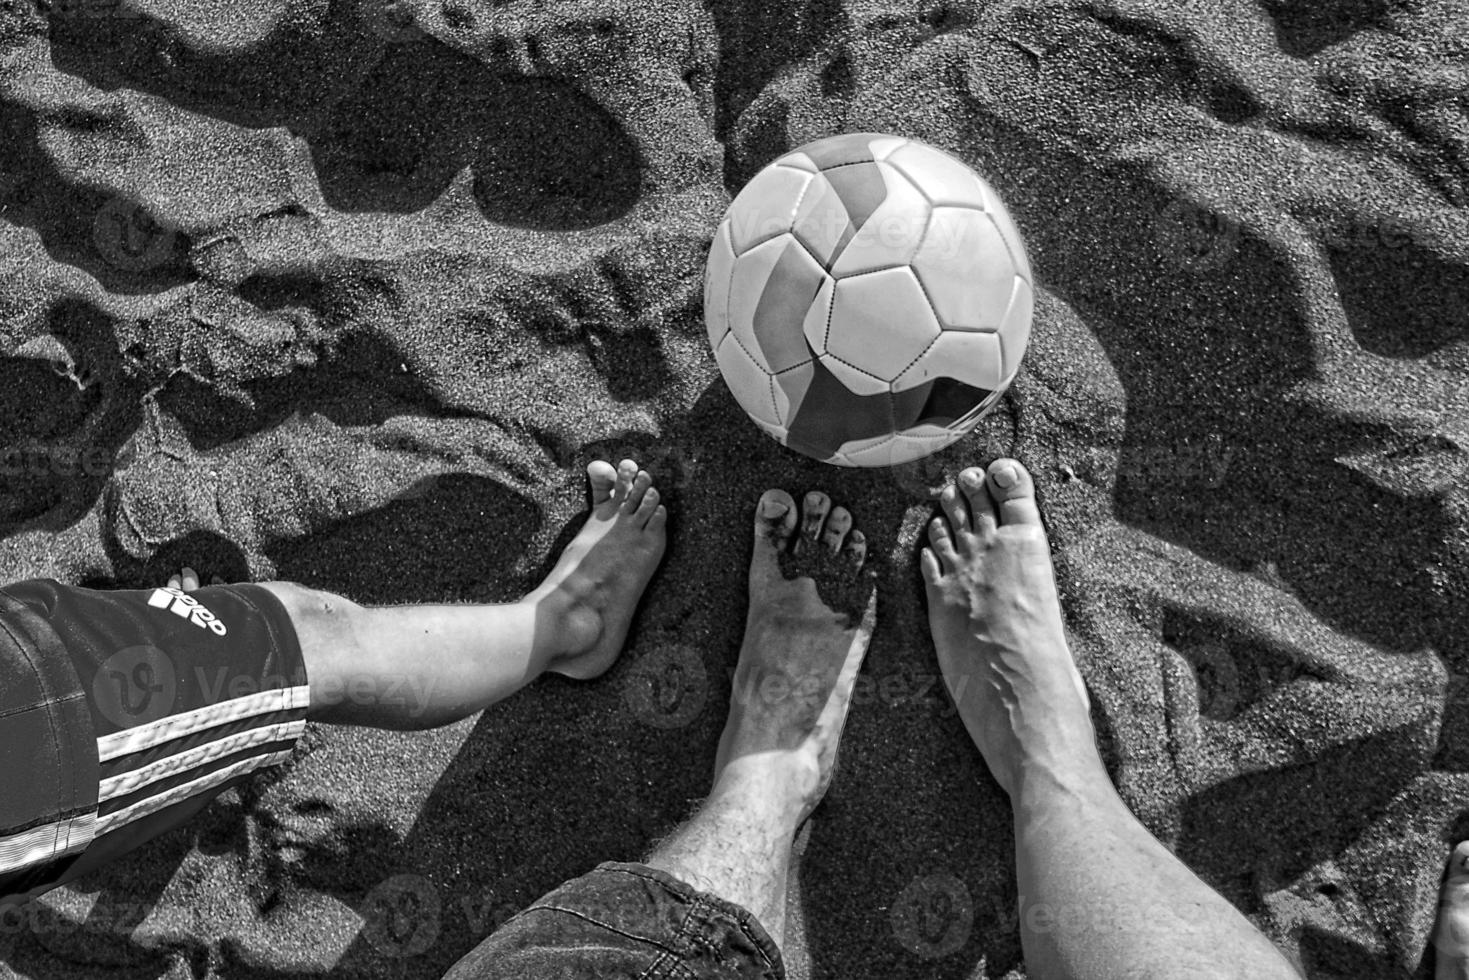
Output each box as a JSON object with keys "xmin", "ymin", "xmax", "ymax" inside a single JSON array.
[
  {"xmin": 715, "ymin": 489, "xmax": 875, "ymax": 826},
  {"xmin": 1436, "ymin": 842, "xmax": 1469, "ymax": 980},
  {"xmin": 529, "ymin": 458, "xmax": 667, "ymax": 680},
  {"xmin": 921, "ymin": 458, "xmax": 1098, "ymax": 797}
]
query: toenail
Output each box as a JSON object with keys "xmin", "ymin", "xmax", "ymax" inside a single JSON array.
[
  {"xmin": 761, "ymin": 498, "xmax": 789, "ymax": 518},
  {"xmin": 993, "ymin": 464, "xmax": 1018, "ymax": 488},
  {"xmin": 960, "ymin": 471, "xmax": 982, "ymax": 491}
]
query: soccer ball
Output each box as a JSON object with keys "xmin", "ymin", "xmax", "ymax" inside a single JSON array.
[{"xmin": 705, "ymin": 133, "xmax": 1033, "ymax": 467}]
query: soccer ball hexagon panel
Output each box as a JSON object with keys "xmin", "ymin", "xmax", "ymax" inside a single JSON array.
[{"xmin": 707, "ymin": 132, "xmax": 1033, "ymax": 467}]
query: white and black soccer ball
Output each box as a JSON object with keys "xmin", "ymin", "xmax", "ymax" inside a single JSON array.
[{"xmin": 705, "ymin": 133, "xmax": 1033, "ymax": 467}]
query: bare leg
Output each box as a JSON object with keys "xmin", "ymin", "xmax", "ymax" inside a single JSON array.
[
  {"xmin": 172, "ymin": 458, "xmax": 666, "ymax": 729},
  {"xmin": 1434, "ymin": 842, "xmax": 1469, "ymax": 980},
  {"xmin": 646, "ymin": 488, "xmax": 874, "ymax": 945},
  {"xmin": 922, "ymin": 459, "xmax": 1301, "ymax": 980}
]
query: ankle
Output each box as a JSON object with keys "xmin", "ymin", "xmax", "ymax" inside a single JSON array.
[
  {"xmin": 1010, "ymin": 759, "xmax": 1121, "ymax": 819},
  {"xmin": 523, "ymin": 591, "xmax": 599, "ymax": 671},
  {"xmin": 711, "ymin": 755, "xmax": 814, "ymax": 831}
]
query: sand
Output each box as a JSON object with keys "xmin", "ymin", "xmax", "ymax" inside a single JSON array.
[{"xmin": 0, "ymin": 0, "xmax": 1465, "ymax": 976}]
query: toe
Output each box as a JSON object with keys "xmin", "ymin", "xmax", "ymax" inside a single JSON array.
[
  {"xmin": 167, "ymin": 572, "xmax": 181, "ymax": 590},
  {"xmin": 1450, "ymin": 841, "xmax": 1469, "ymax": 883},
  {"xmin": 647, "ymin": 504, "xmax": 668, "ymax": 533},
  {"xmin": 587, "ymin": 459, "xmax": 618, "ymax": 505},
  {"xmin": 822, "ymin": 506, "xmax": 853, "ymax": 552},
  {"xmin": 180, "ymin": 567, "xmax": 200, "ymax": 591},
  {"xmin": 614, "ymin": 458, "xmax": 639, "ymax": 502},
  {"xmin": 754, "ymin": 489, "xmax": 799, "ymax": 553},
  {"xmin": 634, "ymin": 486, "xmax": 661, "ymax": 526},
  {"xmin": 843, "ymin": 528, "xmax": 866, "ymax": 572},
  {"xmin": 927, "ymin": 516, "xmax": 960, "ymax": 572},
  {"xmin": 959, "ymin": 467, "xmax": 997, "ymax": 540},
  {"xmin": 798, "ymin": 491, "xmax": 831, "ymax": 553},
  {"xmin": 920, "ymin": 547, "xmax": 942, "ymax": 587},
  {"xmin": 623, "ymin": 470, "xmax": 653, "ymax": 514},
  {"xmin": 939, "ymin": 485, "xmax": 973, "ymax": 548},
  {"xmin": 987, "ymin": 458, "xmax": 1042, "ymax": 527}
]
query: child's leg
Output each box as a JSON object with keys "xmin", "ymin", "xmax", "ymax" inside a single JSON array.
[{"xmin": 228, "ymin": 458, "xmax": 664, "ymax": 730}]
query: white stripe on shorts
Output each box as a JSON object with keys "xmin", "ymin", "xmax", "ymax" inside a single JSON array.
[
  {"xmin": 96, "ymin": 686, "xmax": 310, "ymax": 763},
  {"xmin": 94, "ymin": 750, "xmax": 293, "ymax": 839},
  {"xmin": 0, "ymin": 813, "xmax": 97, "ymax": 876},
  {"xmin": 98, "ymin": 720, "xmax": 308, "ymax": 805}
]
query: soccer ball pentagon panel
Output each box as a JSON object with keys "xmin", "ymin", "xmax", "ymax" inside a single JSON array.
[{"xmin": 705, "ymin": 132, "xmax": 1033, "ymax": 467}]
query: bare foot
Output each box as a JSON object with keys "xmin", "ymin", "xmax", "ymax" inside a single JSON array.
[
  {"xmin": 167, "ymin": 567, "xmax": 224, "ymax": 590},
  {"xmin": 714, "ymin": 489, "xmax": 875, "ymax": 826},
  {"xmin": 529, "ymin": 458, "xmax": 667, "ymax": 680},
  {"xmin": 921, "ymin": 458, "xmax": 1098, "ymax": 798},
  {"xmin": 1436, "ymin": 842, "xmax": 1469, "ymax": 980}
]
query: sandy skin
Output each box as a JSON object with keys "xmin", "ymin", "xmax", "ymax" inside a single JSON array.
[{"xmin": 920, "ymin": 458, "xmax": 1303, "ymax": 980}]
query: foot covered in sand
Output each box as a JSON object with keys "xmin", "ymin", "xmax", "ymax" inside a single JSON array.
[
  {"xmin": 715, "ymin": 489, "xmax": 875, "ymax": 827},
  {"xmin": 1436, "ymin": 842, "xmax": 1469, "ymax": 979},
  {"xmin": 530, "ymin": 458, "xmax": 667, "ymax": 680},
  {"xmin": 922, "ymin": 458, "xmax": 1099, "ymax": 797}
]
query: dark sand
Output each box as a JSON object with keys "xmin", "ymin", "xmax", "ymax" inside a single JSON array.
[{"xmin": 0, "ymin": 0, "xmax": 1466, "ymax": 977}]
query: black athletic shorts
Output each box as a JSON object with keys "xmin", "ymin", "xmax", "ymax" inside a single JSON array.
[{"xmin": 0, "ymin": 579, "xmax": 309, "ymax": 907}]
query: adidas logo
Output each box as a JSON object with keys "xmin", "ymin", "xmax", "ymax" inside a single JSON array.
[{"xmin": 147, "ymin": 587, "xmax": 228, "ymax": 636}]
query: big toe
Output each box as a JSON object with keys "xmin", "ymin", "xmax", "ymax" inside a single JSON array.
[
  {"xmin": 986, "ymin": 458, "xmax": 1042, "ymax": 528},
  {"xmin": 587, "ymin": 460, "xmax": 618, "ymax": 505},
  {"xmin": 754, "ymin": 489, "xmax": 798, "ymax": 555},
  {"xmin": 1437, "ymin": 842, "xmax": 1469, "ymax": 958},
  {"xmin": 1448, "ymin": 842, "xmax": 1469, "ymax": 888}
]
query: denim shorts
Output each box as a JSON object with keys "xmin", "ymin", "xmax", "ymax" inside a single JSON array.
[{"xmin": 444, "ymin": 862, "xmax": 785, "ymax": 979}]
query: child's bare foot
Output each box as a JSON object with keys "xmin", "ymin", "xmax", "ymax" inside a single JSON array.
[
  {"xmin": 714, "ymin": 489, "xmax": 875, "ymax": 826},
  {"xmin": 167, "ymin": 567, "xmax": 224, "ymax": 590},
  {"xmin": 921, "ymin": 458, "xmax": 1099, "ymax": 798},
  {"xmin": 1436, "ymin": 842, "xmax": 1469, "ymax": 979},
  {"xmin": 529, "ymin": 458, "xmax": 667, "ymax": 680}
]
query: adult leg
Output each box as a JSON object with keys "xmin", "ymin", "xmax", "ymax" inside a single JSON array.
[
  {"xmin": 646, "ymin": 488, "xmax": 873, "ymax": 944},
  {"xmin": 922, "ymin": 459, "xmax": 1301, "ymax": 980},
  {"xmin": 184, "ymin": 458, "xmax": 666, "ymax": 729},
  {"xmin": 444, "ymin": 488, "xmax": 873, "ymax": 979}
]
